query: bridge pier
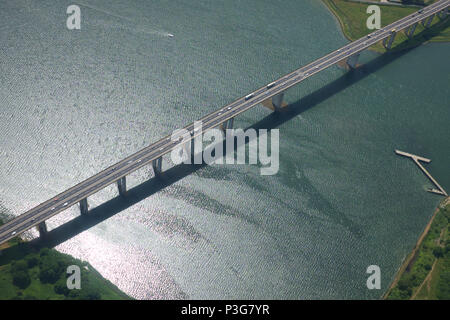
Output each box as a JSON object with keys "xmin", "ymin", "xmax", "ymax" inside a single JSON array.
[
  {"xmin": 421, "ymin": 14, "xmax": 435, "ymax": 28},
  {"xmin": 382, "ymin": 32, "xmax": 396, "ymax": 50},
  {"xmin": 190, "ymin": 137, "xmax": 204, "ymax": 165},
  {"xmin": 117, "ymin": 177, "xmax": 127, "ymax": 197},
  {"xmin": 37, "ymin": 222, "xmax": 47, "ymax": 237},
  {"xmin": 346, "ymin": 52, "xmax": 360, "ymax": 69},
  {"xmin": 189, "ymin": 139, "xmax": 195, "ymax": 164},
  {"xmin": 272, "ymin": 92, "xmax": 285, "ymax": 112},
  {"xmin": 438, "ymin": 8, "xmax": 448, "ymax": 20},
  {"xmin": 79, "ymin": 198, "xmax": 89, "ymax": 215},
  {"xmin": 221, "ymin": 118, "xmax": 234, "ymax": 131},
  {"xmin": 152, "ymin": 157, "xmax": 162, "ymax": 175},
  {"xmin": 405, "ymin": 23, "xmax": 418, "ymax": 39}
]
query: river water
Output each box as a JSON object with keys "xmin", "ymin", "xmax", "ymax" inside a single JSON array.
[{"xmin": 0, "ymin": 0, "xmax": 449, "ymax": 299}]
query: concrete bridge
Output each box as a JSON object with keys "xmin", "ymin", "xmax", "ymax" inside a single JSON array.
[{"xmin": 0, "ymin": 0, "xmax": 448, "ymax": 246}]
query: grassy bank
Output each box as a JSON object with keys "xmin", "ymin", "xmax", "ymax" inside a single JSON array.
[
  {"xmin": 384, "ymin": 198, "xmax": 450, "ymax": 300},
  {"xmin": 0, "ymin": 216, "xmax": 131, "ymax": 300},
  {"xmin": 322, "ymin": 0, "xmax": 450, "ymax": 53}
]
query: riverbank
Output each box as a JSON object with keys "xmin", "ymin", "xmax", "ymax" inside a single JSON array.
[
  {"xmin": 384, "ymin": 197, "xmax": 450, "ymax": 299},
  {"xmin": 0, "ymin": 215, "xmax": 131, "ymax": 300},
  {"xmin": 322, "ymin": 0, "xmax": 450, "ymax": 53}
]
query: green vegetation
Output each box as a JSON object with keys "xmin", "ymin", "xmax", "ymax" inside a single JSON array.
[
  {"xmin": 0, "ymin": 215, "xmax": 130, "ymax": 300},
  {"xmin": 386, "ymin": 199, "xmax": 450, "ymax": 300},
  {"xmin": 322, "ymin": 0, "xmax": 450, "ymax": 53}
]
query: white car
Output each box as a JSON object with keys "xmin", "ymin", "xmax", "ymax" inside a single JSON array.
[
  {"xmin": 267, "ymin": 81, "xmax": 276, "ymax": 89},
  {"xmin": 63, "ymin": 202, "xmax": 68, "ymax": 207},
  {"xmin": 245, "ymin": 93, "xmax": 254, "ymax": 100}
]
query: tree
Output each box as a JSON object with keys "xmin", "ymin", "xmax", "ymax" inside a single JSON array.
[
  {"xmin": 67, "ymin": 289, "xmax": 80, "ymax": 299},
  {"xmin": 39, "ymin": 247, "xmax": 50, "ymax": 257},
  {"xmin": 79, "ymin": 286, "xmax": 101, "ymax": 300},
  {"xmin": 26, "ymin": 254, "xmax": 39, "ymax": 268},
  {"xmin": 39, "ymin": 266, "xmax": 60, "ymax": 284},
  {"xmin": 39, "ymin": 253, "xmax": 65, "ymax": 284},
  {"xmin": 54, "ymin": 278, "xmax": 70, "ymax": 296},
  {"xmin": 433, "ymin": 247, "xmax": 444, "ymax": 258},
  {"xmin": 13, "ymin": 271, "xmax": 31, "ymax": 289},
  {"xmin": 397, "ymin": 277, "xmax": 413, "ymax": 296},
  {"xmin": 10, "ymin": 260, "xmax": 28, "ymax": 273}
]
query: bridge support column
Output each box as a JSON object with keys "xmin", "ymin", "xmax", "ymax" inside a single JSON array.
[
  {"xmin": 272, "ymin": 92, "xmax": 285, "ymax": 112},
  {"xmin": 421, "ymin": 14, "xmax": 435, "ymax": 28},
  {"xmin": 189, "ymin": 137, "xmax": 203, "ymax": 165},
  {"xmin": 346, "ymin": 52, "xmax": 360, "ymax": 69},
  {"xmin": 382, "ymin": 32, "xmax": 396, "ymax": 50},
  {"xmin": 178, "ymin": 140, "xmax": 194, "ymax": 164},
  {"xmin": 190, "ymin": 139, "xmax": 195, "ymax": 164},
  {"xmin": 152, "ymin": 157, "xmax": 162, "ymax": 175},
  {"xmin": 438, "ymin": 8, "xmax": 448, "ymax": 20},
  {"xmin": 79, "ymin": 198, "xmax": 89, "ymax": 215},
  {"xmin": 117, "ymin": 177, "xmax": 127, "ymax": 197},
  {"xmin": 221, "ymin": 118, "xmax": 234, "ymax": 131},
  {"xmin": 37, "ymin": 222, "xmax": 47, "ymax": 237},
  {"xmin": 405, "ymin": 23, "xmax": 418, "ymax": 39}
]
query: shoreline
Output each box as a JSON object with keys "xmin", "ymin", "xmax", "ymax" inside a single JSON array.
[{"xmin": 383, "ymin": 196, "xmax": 450, "ymax": 299}]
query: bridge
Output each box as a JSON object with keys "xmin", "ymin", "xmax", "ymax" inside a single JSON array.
[{"xmin": 0, "ymin": 0, "xmax": 448, "ymax": 246}]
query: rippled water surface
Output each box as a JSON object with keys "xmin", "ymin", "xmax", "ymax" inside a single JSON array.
[{"xmin": 1, "ymin": 0, "xmax": 449, "ymax": 299}]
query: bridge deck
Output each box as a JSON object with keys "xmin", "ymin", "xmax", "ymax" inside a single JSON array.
[{"xmin": 0, "ymin": 0, "xmax": 448, "ymax": 245}]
